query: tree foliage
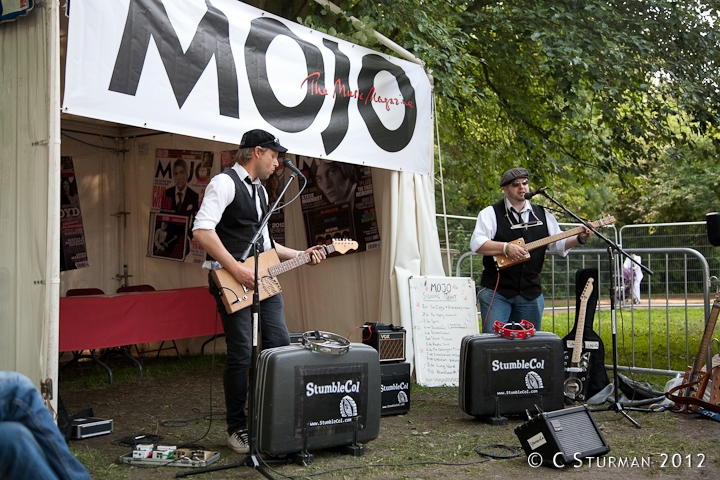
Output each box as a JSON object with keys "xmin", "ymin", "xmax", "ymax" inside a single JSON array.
[{"xmin": 262, "ymin": 1, "xmax": 720, "ymax": 223}]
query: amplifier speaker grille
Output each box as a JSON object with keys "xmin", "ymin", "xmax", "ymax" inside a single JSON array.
[
  {"xmin": 514, "ymin": 405, "xmax": 610, "ymax": 467},
  {"xmin": 363, "ymin": 324, "xmax": 406, "ymax": 363},
  {"xmin": 377, "ymin": 337, "xmax": 404, "ymax": 362}
]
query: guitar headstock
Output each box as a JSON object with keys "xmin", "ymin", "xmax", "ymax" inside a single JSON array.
[
  {"xmin": 580, "ymin": 277, "xmax": 594, "ymax": 302},
  {"xmin": 590, "ymin": 215, "xmax": 615, "ymax": 228},
  {"xmin": 330, "ymin": 239, "xmax": 359, "ymax": 254}
]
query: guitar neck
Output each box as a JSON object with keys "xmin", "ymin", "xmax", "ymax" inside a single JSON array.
[
  {"xmin": 571, "ymin": 309, "xmax": 587, "ymax": 365},
  {"xmin": 525, "ymin": 225, "xmax": 586, "ymax": 252},
  {"xmin": 267, "ymin": 244, "xmax": 337, "ymax": 277},
  {"xmin": 571, "ymin": 279, "xmax": 593, "ymax": 365},
  {"xmin": 689, "ymin": 299, "xmax": 720, "ymax": 382}
]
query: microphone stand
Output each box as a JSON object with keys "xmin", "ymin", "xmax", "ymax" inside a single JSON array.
[
  {"xmin": 538, "ymin": 190, "xmax": 652, "ymax": 428},
  {"xmin": 178, "ymin": 172, "xmax": 304, "ymax": 479}
]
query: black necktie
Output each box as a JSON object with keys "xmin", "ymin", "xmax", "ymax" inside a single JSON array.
[
  {"xmin": 509, "ymin": 208, "xmax": 527, "ymax": 232},
  {"xmin": 245, "ymin": 177, "xmax": 266, "ymax": 219},
  {"xmin": 258, "ymin": 186, "xmax": 267, "ymax": 215}
]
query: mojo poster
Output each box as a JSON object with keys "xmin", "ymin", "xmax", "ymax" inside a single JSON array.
[
  {"xmin": 148, "ymin": 149, "xmax": 213, "ymax": 262},
  {"xmin": 298, "ymin": 157, "xmax": 380, "ymax": 253},
  {"xmin": 60, "ymin": 156, "xmax": 89, "ymax": 271}
]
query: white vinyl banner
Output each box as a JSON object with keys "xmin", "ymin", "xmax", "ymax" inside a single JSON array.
[{"xmin": 63, "ymin": 0, "xmax": 433, "ymax": 175}]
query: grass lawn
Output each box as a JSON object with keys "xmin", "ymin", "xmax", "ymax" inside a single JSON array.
[{"xmin": 541, "ymin": 306, "xmax": 711, "ymax": 389}]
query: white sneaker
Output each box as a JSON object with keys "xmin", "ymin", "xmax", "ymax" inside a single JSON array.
[{"xmin": 227, "ymin": 429, "xmax": 249, "ymax": 454}]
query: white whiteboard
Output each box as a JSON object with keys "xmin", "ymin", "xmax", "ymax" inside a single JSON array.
[{"xmin": 409, "ymin": 276, "xmax": 479, "ymax": 387}]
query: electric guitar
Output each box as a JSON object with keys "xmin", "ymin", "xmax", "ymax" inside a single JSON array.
[
  {"xmin": 666, "ymin": 292, "xmax": 720, "ymax": 413},
  {"xmin": 563, "ymin": 278, "xmax": 593, "ymax": 402},
  {"xmin": 494, "ymin": 216, "xmax": 615, "ymax": 270},
  {"xmin": 212, "ymin": 239, "xmax": 358, "ymax": 314}
]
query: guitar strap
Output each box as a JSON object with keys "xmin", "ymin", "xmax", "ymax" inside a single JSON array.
[{"xmin": 666, "ymin": 380, "xmax": 720, "ymax": 414}]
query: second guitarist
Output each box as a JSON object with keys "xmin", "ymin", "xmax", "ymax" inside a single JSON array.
[
  {"xmin": 470, "ymin": 167, "xmax": 593, "ymax": 332},
  {"xmin": 192, "ymin": 129, "xmax": 327, "ymax": 456}
]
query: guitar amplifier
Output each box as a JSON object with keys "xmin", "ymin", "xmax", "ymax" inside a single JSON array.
[
  {"xmin": 514, "ymin": 405, "xmax": 610, "ymax": 467},
  {"xmin": 253, "ymin": 343, "xmax": 381, "ymax": 458},
  {"xmin": 459, "ymin": 332, "xmax": 565, "ymax": 419},
  {"xmin": 707, "ymin": 212, "xmax": 720, "ymax": 246},
  {"xmin": 362, "ymin": 323, "xmax": 406, "ymax": 363}
]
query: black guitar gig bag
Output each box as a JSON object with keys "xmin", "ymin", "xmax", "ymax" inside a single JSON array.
[{"xmin": 562, "ymin": 268, "xmax": 610, "ymax": 402}]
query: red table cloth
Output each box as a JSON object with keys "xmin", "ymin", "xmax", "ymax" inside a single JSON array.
[{"xmin": 59, "ymin": 286, "xmax": 223, "ymax": 351}]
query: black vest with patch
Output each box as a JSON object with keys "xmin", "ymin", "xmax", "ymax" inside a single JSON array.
[
  {"xmin": 207, "ymin": 169, "xmax": 265, "ymax": 261},
  {"xmin": 480, "ymin": 200, "xmax": 550, "ymax": 300}
]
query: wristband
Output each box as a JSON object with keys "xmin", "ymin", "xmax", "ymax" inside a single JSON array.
[
  {"xmin": 296, "ymin": 251, "xmax": 301, "ymax": 258},
  {"xmin": 502, "ymin": 242, "xmax": 508, "ymax": 256},
  {"xmin": 577, "ymin": 234, "xmax": 587, "ymax": 245}
]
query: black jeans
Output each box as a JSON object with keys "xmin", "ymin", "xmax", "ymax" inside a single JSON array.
[{"xmin": 209, "ymin": 274, "xmax": 289, "ymax": 434}]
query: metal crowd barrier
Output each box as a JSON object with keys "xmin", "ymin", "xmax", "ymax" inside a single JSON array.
[{"xmin": 455, "ymin": 247, "xmax": 714, "ymax": 377}]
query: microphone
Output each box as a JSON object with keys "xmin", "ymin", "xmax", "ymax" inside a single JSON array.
[
  {"xmin": 283, "ymin": 158, "xmax": 305, "ymax": 179},
  {"xmin": 524, "ymin": 186, "xmax": 548, "ymax": 200}
]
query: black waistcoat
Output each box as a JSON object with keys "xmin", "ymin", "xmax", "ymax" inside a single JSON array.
[
  {"xmin": 480, "ymin": 200, "xmax": 550, "ymax": 300},
  {"xmin": 206, "ymin": 169, "xmax": 264, "ymax": 261}
]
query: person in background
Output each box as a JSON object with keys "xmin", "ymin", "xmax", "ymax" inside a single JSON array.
[
  {"xmin": 192, "ymin": 129, "xmax": 327, "ymax": 455},
  {"xmin": 623, "ymin": 253, "xmax": 644, "ymax": 305},
  {"xmin": 470, "ymin": 167, "xmax": 592, "ymax": 332},
  {"xmin": 0, "ymin": 371, "xmax": 91, "ymax": 480}
]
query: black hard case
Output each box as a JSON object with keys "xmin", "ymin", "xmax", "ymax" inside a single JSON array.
[
  {"xmin": 253, "ymin": 343, "xmax": 381, "ymax": 457},
  {"xmin": 459, "ymin": 332, "xmax": 565, "ymax": 417},
  {"xmin": 380, "ymin": 362, "xmax": 411, "ymax": 416}
]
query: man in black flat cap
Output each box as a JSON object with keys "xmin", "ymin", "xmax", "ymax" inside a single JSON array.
[
  {"xmin": 470, "ymin": 168, "xmax": 591, "ymax": 333},
  {"xmin": 193, "ymin": 129, "xmax": 327, "ymax": 454}
]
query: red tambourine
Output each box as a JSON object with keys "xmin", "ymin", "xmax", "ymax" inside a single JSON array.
[{"xmin": 493, "ymin": 320, "xmax": 536, "ymax": 339}]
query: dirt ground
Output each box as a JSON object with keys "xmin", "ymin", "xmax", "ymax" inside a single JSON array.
[{"xmin": 60, "ymin": 356, "xmax": 720, "ymax": 480}]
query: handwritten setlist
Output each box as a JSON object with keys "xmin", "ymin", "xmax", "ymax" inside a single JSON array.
[{"xmin": 409, "ymin": 276, "xmax": 479, "ymax": 387}]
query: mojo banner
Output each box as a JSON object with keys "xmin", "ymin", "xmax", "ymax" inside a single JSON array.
[{"xmin": 63, "ymin": 0, "xmax": 433, "ymax": 175}]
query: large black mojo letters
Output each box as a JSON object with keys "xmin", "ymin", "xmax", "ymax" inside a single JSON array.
[
  {"xmin": 108, "ymin": 0, "xmax": 418, "ymax": 154},
  {"xmin": 109, "ymin": 0, "xmax": 239, "ymax": 118}
]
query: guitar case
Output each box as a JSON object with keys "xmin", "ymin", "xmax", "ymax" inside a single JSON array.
[
  {"xmin": 252, "ymin": 343, "xmax": 381, "ymax": 458},
  {"xmin": 562, "ymin": 268, "xmax": 610, "ymax": 403}
]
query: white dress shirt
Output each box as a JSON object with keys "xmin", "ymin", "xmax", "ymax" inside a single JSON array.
[{"xmin": 193, "ymin": 163, "xmax": 271, "ymax": 269}]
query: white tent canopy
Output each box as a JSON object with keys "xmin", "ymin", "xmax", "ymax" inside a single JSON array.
[{"xmin": 0, "ymin": 1, "xmax": 445, "ymax": 404}]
